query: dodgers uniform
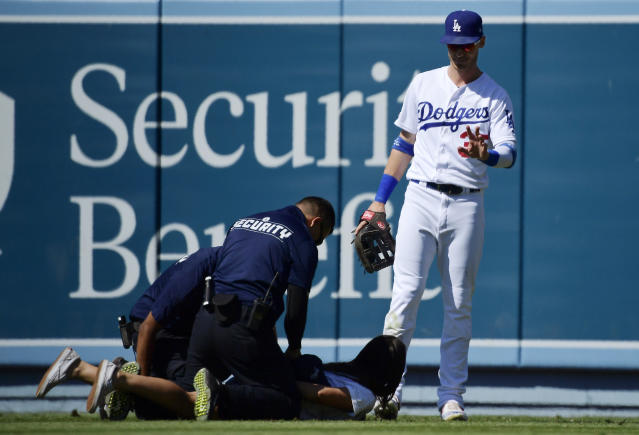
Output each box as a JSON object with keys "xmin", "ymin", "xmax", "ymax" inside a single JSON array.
[{"xmin": 383, "ymin": 65, "xmax": 517, "ymax": 409}]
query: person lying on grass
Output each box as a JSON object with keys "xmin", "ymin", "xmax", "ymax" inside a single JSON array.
[{"xmin": 35, "ymin": 335, "xmax": 406, "ymax": 421}]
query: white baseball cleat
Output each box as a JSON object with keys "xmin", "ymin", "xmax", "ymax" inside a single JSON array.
[
  {"xmin": 35, "ymin": 347, "xmax": 80, "ymax": 399},
  {"xmin": 374, "ymin": 395, "xmax": 400, "ymax": 420},
  {"xmin": 440, "ymin": 399, "xmax": 468, "ymax": 421},
  {"xmin": 86, "ymin": 360, "xmax": 118, "ymax": 413}
]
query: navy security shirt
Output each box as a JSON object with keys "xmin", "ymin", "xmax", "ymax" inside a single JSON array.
[
  {"xmin": 214, "ymin": 205, "xmax": 318, "ymax": 320},
  {"xmin": 129, "ymin": 247, "xmax": 220, "ymax": 337}
]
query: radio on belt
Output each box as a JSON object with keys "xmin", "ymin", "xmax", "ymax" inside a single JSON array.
[{"xmin": 247, "ymin": 271, "xmax": 278, "ymax": 332}]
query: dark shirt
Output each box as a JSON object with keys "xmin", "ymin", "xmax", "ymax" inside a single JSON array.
[
  {"xmin": 129, "ymin": 247, "xmax": 220, "ymax": 337},
  {"xmin": 213, "ymin": 205, "xmax": 318, "ymax": 320}
]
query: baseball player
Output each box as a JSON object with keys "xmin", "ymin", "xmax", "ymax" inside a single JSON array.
[{"xmin": 360, "ymin": 10, "xmax": 517, "ymax": 421}]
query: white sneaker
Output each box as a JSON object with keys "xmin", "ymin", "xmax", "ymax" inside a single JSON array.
[
  {"xmin": 86, "ymin": 360, "xmax": 118, "ymax": 413},
  {"xmin": 35, "ymin": 347, "xmax": 80, "ymax": 399},
  {"xmin": 373, "ymin": 396, "xmax": 400, "ymax": 420},
  {"xmin": 440, "ymin": 399, "xmax": 468, "ymax": 421}
]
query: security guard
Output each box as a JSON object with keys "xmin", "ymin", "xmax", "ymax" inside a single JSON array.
[
  {"xmin": 38, "ymin": 247, "xmax": 221, "ymax": 420},
  {"xmin": 125, "ymin": 246, "xmax": 220, "ymax": 419},
  {"xmin": 129, "ymin": 247, "xmax": 220, "ymax": 378},
  {"xmin": 182, "ymin": 196, "xmax": 335, "ymax": 420}
]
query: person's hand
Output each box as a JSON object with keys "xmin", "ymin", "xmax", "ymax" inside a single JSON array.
[
  {"xmin": 458, "ymin": 126, "xmax": 489, "ymax": 161},
  {"xmin": 284, "ymin": 347, "xmax": 301, "ymax": 360},
  {"xmin": 354, "ymin": 201, "xmax": 386, "ymax": 235}
]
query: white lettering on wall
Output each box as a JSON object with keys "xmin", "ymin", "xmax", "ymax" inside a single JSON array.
[
  {"xmin": 145, "ymin": 223, "xmax": 200, "ymax": 284},
  {"xmin": 308, "ymin": 238, "xmax": 328, "ymax": 299},
  {"xmin": 63, "ymin": 61, "xmax": 432, "ymax": 300},
  {"xmin": 285, "ymin": 92, "xmax": 314, "ymax": 168},
  {"xmin": 317, "ymin": 91, "xmax": 361, "ymax": 167},
  {"xmin": 133, "ymin": 91, "xmax": 188, "ymax": 167},
  {"xmin": 69, "ymin": 61, "xmax": 401, "ymax": 170},
  {"xmin": 68, "ymin": 193, "xmax": 413, "ymax": 299},
  {"xmin": 0, "ymin": 91, "xmax": 15, "ymax": 213},
  {"xmin": 193, "ymin": 91, "xmax": 245, "ymax": 168},
  {"xmin": 247, "ymin": 92, "xmax": 284, "ymax": 168},
  {"xmin": 70, "ymin": 63, "xmax": 129, "ymax": 167},
  {"xmin": 69, "ymin": 196, "xmax": 139, "ymax": 298},
  {"xmin": 365, "ymin": 61, "xmax": 391, "ymax": 167}
]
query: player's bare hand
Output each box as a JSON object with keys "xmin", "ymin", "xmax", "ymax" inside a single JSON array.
[
  {"xmin": 458, "ymin": 126, "xmax": 489, "ymax": 161},
  {"xmin": 354, "ymin": 201, "xmax": 386, "ymax": 235}
]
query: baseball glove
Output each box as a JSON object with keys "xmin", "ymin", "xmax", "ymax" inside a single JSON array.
[{"xmin": 353, "ymin": 210, "xmax": 395, "ymax": 273}]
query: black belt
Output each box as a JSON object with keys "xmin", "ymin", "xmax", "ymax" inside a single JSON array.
[{"xmin": 410, "ymin": 179, "xmax": 480, "ymax": 196}]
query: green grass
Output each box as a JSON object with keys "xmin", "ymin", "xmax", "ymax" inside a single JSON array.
[{"xmin": 1, "ymin": 413, "xmax": 638, "ymax": 434}]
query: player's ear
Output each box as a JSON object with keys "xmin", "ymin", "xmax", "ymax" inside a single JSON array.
[
  {"xmin": 477, "ymin": 36, "xmax": 486, "ymax": 48},
  {"xmin": 308, "ymin": 216, "xmax": 322, "ymax": 228}
]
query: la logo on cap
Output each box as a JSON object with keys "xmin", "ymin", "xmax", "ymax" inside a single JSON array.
[{"xmin": 440, "ymin": 10, "xmax": 483, "ymax": 45}]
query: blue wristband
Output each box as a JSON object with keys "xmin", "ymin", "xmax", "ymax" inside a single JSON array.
[
  {"xmin": 375, "ymin": 174, "xmax": 398, "ymax": 204},
  {"xmin": 482, "ymin": 149, "xmax": 500, "ymax": 166},
  {"xmin": 392, "ymin": 136, "xmax": 415, "ymax": 156}
]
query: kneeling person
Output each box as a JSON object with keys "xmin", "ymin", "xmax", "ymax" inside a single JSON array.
[{"xmin": 36, "ymin": 246, "xmax": 220, "ymax": 420}]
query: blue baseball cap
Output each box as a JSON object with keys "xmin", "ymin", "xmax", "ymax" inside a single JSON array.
[{"xmin": 440, "ymin": 10, "xmax": 483, "ymax": 45}]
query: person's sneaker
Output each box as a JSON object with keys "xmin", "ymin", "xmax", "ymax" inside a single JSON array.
[
  {"xmin": 102, "ymin": 361, "xmax": 140, "ymax": 420},
  {"xmin": 440, "ymin": 399, "xmax": 468, "ymax": 421},
  {"xmin": 86, "ymin": 360, "xmax": 118, "ymax": 413},
  {"xmin": 99, "ymin": 356, "xmax": 130, "ymax": 419},
  {"xmin": 35, "ymin": 347, "xmax": 80, "ymax": 399},
  {"xmin": 374, "ymin": 395, "xmax": 400, "ymax": 420},
  {"xmin": 193, "ymin": 368, "xmax": 221, "ymax": 421}
]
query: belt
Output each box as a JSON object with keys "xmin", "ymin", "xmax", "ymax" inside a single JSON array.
[{"xmin": 410, "ymin": 179, "xmax": 481, "ymax": 196}]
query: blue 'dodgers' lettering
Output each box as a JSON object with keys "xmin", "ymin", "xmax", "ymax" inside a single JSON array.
[{"xmin": 417, "ymin": 100, "xmax": 490, "ymax": 132}]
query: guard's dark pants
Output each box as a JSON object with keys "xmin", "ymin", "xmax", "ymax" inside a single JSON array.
[
  {"xmin": 180, "ymin": 306, "xmax": 301, "ymax": 420},
  {"xmin": 132, "ymin": 329, "xmax": 189, "ymax": 420}
]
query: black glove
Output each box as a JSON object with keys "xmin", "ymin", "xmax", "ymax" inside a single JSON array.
[{"xmin": 353, "ymin": 210, "xmax": 395, "ymax": 273}]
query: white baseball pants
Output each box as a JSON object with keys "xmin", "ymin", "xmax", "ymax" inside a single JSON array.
[{"xmin": 383, "ymin": 180, "xmax": 485, "ymax": 409}]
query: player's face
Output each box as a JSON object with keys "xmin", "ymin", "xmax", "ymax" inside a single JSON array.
[{"xmin": 447, "ymin": 38, "xmax": 483, "ymax": 70}]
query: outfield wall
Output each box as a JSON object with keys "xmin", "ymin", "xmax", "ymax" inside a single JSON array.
[{"xmin": 1, "ymin": 0, "xmax": 638, "ymax": 368}]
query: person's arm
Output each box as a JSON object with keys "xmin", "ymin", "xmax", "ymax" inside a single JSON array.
[
  {"xmin": 384, "ymin": 130, "xmax": 415, "ymax": 179},
  {"xmin": 356, "ymin": 130, "xmax": 414, "ymax": 233},
  {"xmin": 136, "ymin": 312, "xmax": 162, "ymax": 376},
  {"xmin": 284, "ymin": 284, "xmax": 308, "ymax": 359},
  {"xmin": 296, "ymin": 381, "xmax": 353, "ymax": 411}
]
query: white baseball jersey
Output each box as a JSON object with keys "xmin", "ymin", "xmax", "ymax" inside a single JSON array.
[{"xmin": 395, "ymin": 66, "xmax": 517, "ymax": 189}]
